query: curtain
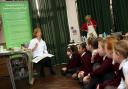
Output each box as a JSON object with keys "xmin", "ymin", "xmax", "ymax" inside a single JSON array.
[
  {"xmin": 112, "ymin": 0, "xmax": 128, "ymax": 33},
  {"xmin": 77, "ymin": 0, "xmax": 128, "ymax": 35},
  {"xmin": 77, "ymin": 0, "xmax": 112, "ymax": 35}
]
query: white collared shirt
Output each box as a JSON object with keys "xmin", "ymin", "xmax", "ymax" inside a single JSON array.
[
  {"xmin": 103, "ymin": 55, "xmax": 107, "ymax": 61},
  {"xmin": 69, "ymin": 54, "xmax": 72, "ymax": 59},
  {"xmin": 81, "ymin": 52, "xmax": 86, "ymax": 57},
  {"xmin": 28, "ymin": 38, "xmax": 48, "ymax": 58},
  {"xmin": 92, "ymin": 49, "xmax": 98, "ymax": 57},
  {"xmin": 118, "ymin": 59, "xmax": 128, "ymax": 89}
]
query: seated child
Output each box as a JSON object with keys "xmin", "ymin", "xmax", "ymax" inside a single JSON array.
[
  {"xmin": 61, "ymin": 45, "xmax": 81, "ymax": 76},
  {"xmin": 77, "ymin": 37, "xmax": 99, "ymax": 80},
  {"xmin": 97, "ymin": 37, "xmax": 121, "ymax": 89},
  {"xmin": 112, "ymin": 40, "xmax": 128, "ymax": 89},
  {"xmin": 72, "ymin": 42, "xmax": 92, "ymax": 80},
  {"xmin": 91, "ymin": 37, "xmax": 103, "ymax": 71},
  {"xmin": 83, "ymin": 37, "xmax": 117, "ymax": 89}
]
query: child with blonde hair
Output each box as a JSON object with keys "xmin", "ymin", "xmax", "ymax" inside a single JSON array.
[{"xmin": 113, "ymin": 40, "xmax": 128, "ymax": 89}]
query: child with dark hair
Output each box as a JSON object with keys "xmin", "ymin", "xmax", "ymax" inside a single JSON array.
[
  {"xmin": 78, "ymin": 37, "xmax": 103, "ymax": 88},
  {"xmin": 72, "ymin": 42, "xmax": 92, "ymax": 80},
  {"xmin": 85, "ymin": 37, "xmax": 104, "ymax": 71},
  {"xmin": 92, "ymin": 37, "xmax": 104, "ymax": 71},
  {"xmin": 61, "ymin": 45, "xmax": 81, "ymax": 76}
]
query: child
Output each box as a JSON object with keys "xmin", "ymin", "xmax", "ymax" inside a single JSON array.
[
  {"xmin": 83, "ymin": 37, "xmax": 117, "ymax": 89},
  {"xmin": 86, "ymin": 37, "xmax": 99, "ymax": 63},
  {"xmin": 78, "ymin": 37, "xmax": 99, "ymax": 80},
  {"xmin": 112, "ymin": 40, "xmax": 128, "ymax": 89},
  {"xmin": 61, "ymin": 45, "xmax": 81, "ymax": 76},
  {"xmin": 91, "ymin": 37, "xmax": 104, "ymax": 71},
  {"xmin": 96, "ymin": 37, "xmax": 121, "ymax": 89},
  {"xmin": 72, "ymin": 42, "xmax": 92, "ymax": 79}
]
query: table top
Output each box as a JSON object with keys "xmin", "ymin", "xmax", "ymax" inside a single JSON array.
[{"xmin": 0, "ymin": 50, "xmax": 31, "ymax": 57}]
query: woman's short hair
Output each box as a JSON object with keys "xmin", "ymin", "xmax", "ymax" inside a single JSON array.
[{"xmin": 33, "ymin": 27, "xmax": 42, "ymax": 37}]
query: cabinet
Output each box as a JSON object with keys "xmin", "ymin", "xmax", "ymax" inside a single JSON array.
[{"xmin": 0, "ymin": 57, "xmax": 9, "ymax": 76}]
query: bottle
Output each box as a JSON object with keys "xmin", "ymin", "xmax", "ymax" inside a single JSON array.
[
  {"xmin": 83, "ymin": 36, "xmax": 87, "ymax": 42},
  {"xmin": 103, "ymin": 32, "xmax": 107, "ymax": 39},
  {"xmin": 81, "ymin": 36, "xmax": 84, "ymax": 42}
]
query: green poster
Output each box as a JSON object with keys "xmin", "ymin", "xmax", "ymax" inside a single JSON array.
[{"xmin": 0, "ymin": 1, "xmax": 32, "ymax": 48}]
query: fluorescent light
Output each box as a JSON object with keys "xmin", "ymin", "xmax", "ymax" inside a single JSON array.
[{"xmin": 35, "ymin": 0, "xmax": 40, "ymax": 17}]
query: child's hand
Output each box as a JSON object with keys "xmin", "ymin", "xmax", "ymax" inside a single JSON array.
[
  {"xmin": 83, "ymin": 75, "xmax": 91, "ymax": 84},
  {"xmin": 72, "ymin": 73, "xmax": 77, "ymax": 79},
  {"xmin": 78, "ymin": 71, "xmax": 84, "ymax": 78},
  {"xmin": 96, "ymin": 84, "xmax": 99, "ymax": 89},
  {"xmin": 62, "ymin": 67, "xmax": 67, "ymax": 71}
]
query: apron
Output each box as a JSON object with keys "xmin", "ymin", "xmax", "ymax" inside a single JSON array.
[{"xmin": 87, "ymin": 21, "xmax": 97, "ymax": 39}]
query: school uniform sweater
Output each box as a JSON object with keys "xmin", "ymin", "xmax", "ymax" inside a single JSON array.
[
  {"xmin": 79, "ymin": 51, "xmax": 92, "ymax": 76},
  {"xmin": 66, "ymin": 52, "xmax": 81, "ymax": 69},
  {"xmin": 93, "ymin": 53, "xmax": 103, "ymax": 64},
  {"xmin": 99, "ymin": 63, "xmax": 121, "ymax": 89},
  {"xmin": 90, "ymin": 56, "xmax": 113, "ymax": 78}
]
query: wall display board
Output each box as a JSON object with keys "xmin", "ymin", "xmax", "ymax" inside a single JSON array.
[{"xmin": 0, "ymin": 1, "xmax": 32, "ymax": 48}]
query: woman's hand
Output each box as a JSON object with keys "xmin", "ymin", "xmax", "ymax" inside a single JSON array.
[
  {"xmin": 35, "ymin": 43, "xmax": 38, "ymax": 48},
  {"xmin": 32, "ymin": 43, "xmax": 38, "ymax": 52}
]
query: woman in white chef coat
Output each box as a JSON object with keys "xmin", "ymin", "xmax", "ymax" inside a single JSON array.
[{"xmin": 28, "ymin": 27, "xmax": 55, "ymax": 77}]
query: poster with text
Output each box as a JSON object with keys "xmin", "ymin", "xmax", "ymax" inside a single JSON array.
[{"xmin": 0, "ymin": 1, "xmax": 32, "ymax": 48}]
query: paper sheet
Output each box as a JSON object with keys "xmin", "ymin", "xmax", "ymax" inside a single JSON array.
[{"xmin": 32, "ymin": 54, "xmax": 54, "ymax": 63}]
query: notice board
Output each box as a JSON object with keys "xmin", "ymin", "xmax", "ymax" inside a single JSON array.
[{"xmin": 0, "ymin": 1, "xmax": 32, "ymax": 48}]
